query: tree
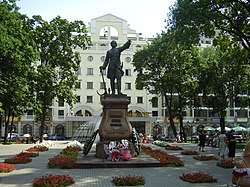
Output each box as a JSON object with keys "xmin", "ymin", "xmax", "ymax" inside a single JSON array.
[
  {"xmin": 0, "ymin": 0, "xmax": 37, "ymax": 143},
  {"xmin": 30, "ymin": 15, "xmax": 90, "ymax": 142},
  {"xmin": 197, "ymin": 34, "xmax": 250, "ymax": 131},
  {"xmin": 168, "ymin": 0, "xmax": 250, "ymax": 51},
  {"xmin": 133, "ymin": 31, "xmax": 199, "ymax": 140}
]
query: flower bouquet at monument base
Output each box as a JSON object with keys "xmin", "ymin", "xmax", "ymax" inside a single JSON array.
[{"xmin": 105, "ymin": 141, "xmax": 132, "ymax": 162}]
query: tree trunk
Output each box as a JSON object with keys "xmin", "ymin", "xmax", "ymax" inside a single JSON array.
[
  {"xmin": 3, "ymin": 108, "xmax": 10, "ymax": 144},
  {"xmin": 219, "ymin": 111, "xmax": 226, "ymax": 132}
]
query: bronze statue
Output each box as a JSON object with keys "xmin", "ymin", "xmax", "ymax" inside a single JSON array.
[{"xmin": 100, "ymin": 40, "xmax": 131, "ymax": 95}]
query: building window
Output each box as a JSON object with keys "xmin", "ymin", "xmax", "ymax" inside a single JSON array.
[
  {"xmin": 87, "ymin": 56, "xmax": 94, "ymax": 62},
  {"xmin": 125, "ymin": 69, "xmax": 131, "ymax": 76},
  {"xmin": 125, "ymin": 57, "xmax": 131, "ymax": 63},
  {"xmin": 152, "ymin": 111, "xmax": 158, "ymax": 117},
  {"xmin": 58, "ymin": 110, "xmax": 64, "ymax": 117},
  {"xmin": 27, "ymin": 110, "xmax": 33, "ymax": 115},
  {"xmin": 87, "ymin": 96, "xmax": 93, "ymax": 103},
  {"xmin": 87, "ymin": 68, "xmax": 93, "ymax": 75},
  {"xmin": 75, "ymin": 68, "xmax": 81, "ymax": 75},
  {"xmin": 75, "ymin": 82, "xmax": 81, "ymax": 89},
  {"xmin": 151, "ymin": 97, "xmax": 158, "ymax": 108},
  {"xmin": 87, "ymin": 82, "xmax": 93, "ymax": 89},
  {"xmin": 125, "ymin": 82, "xmax": 131, "ymax": 90},
  {"xmin": 76, "ymin": 96, "xmax": 80, "ymax": 103},
  {"xmin": 58, "ymin": 97, "xmax": 64, "ymax": 107},
  {"xmin": 137, "ymin": 97, "xmax": 143, "ymax": 104},
  {"xmin": 100, "ymin": 56, "xmax": 105, "ymax": 62}
]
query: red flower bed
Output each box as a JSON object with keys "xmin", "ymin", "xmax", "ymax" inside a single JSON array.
[
  {"xmin": 193, "ymin": 155, "xmax": 218, "ymax": 161},
  {"xmin": 27, "ymin": 146, "xmax": 49, "ymax": 152},
  {"xmin": 0, "ymin": 163, "xmax": 15, "ymax": 173},
  {"xmin": 112, "ymin": 175, "xmax": 145, "ymax": 186},
  {"xmin": 217, "ymin": 160, "xmax": 237, "ymax": 168},
  {"xmin": 33, "ymin": 174, "xmax": 74, "ymax": 187},
  {"xmin": 141, "ymin": 146, "xmax": 184, "ymax": 166},
  {"xmin": 16, "ymin": 151, "xmax": 39, "ymax": 157},
  {"xmin": 181, "ymin": 150, "xmax": 199, "ymax": 155},
  {"xmin": 4, "ymin": 156, "xmax": 32, "ymax": 164},
  {"xmin": 48, "ymin": 155, "xmax": 77, "ymax": 169},
  {"xmin": 63, "ymin": 147, "xmax": 81, "ymax": 152},
  {"xmin": 165, "ymin": 145, "xmax": 183, "ymax": 150},
  {"xmin": 180, "ymin": 171, "xmax": 217, "ymax": 183}
]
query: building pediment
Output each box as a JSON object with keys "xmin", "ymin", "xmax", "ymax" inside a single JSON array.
[{"xmin": 92, "ymin": 13, "xmax": 126, "ymax": 22}]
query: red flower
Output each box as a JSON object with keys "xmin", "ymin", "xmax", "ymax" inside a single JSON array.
[
  {"xmin": 193, "ymin": 155, "xmax": 218, "ymax": 161},
  {"xmin": 27, "ymin": 146, "xmax": 48, "ymax": 152},
  {"xmin": 181, "ymin": 150, "xmax": 199, "ymax": 155},
  {"xmin": 0, "ymin": 163, "xmax": 15, "ymax": 173},
  {"xmin": 165, "ymin": 145, "xmax": 183, "ymax": 150},
  {"xmin": 112, "ymin": 175, "xmax": 145, "ymax": 186},
  {"xmin": 33, "ymin": 174, "xmax": 74, "ymax": 187},
  {"xmin": 121, "ymin": 149, "xmax": 132, "ymax": 161},
  {"xmin": 141, "ymin": 146, "xmax": 184, "ymax": 166},
  {"xmin": 48, "ymin": 155, "xmax": 76, "ymax": 169},
  {"xmin": 180, "ymin": 171, "xmax": 217, "ymax": 183},
  {"xmin": 4, "ymin": 156, "xmax": 32, "ymax": 164}
]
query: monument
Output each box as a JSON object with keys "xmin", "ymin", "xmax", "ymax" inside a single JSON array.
[{"xmin": 96, "ymin": 40, "xmax": 135, "ymax": 158}]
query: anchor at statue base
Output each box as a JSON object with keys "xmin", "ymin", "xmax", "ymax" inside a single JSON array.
[{"xmin": 96, "ymin": 94, "xmax": 135, "ymax": 158}]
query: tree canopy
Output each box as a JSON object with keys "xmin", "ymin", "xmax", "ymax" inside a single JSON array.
[{"xmin": 168, "ymin": 0, "xmax": 250, "ymax": 51}]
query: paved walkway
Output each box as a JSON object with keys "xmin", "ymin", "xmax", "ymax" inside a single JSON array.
[{"xmin": 0, "ymin": 141, "xmax": 243, "ymax": 187}]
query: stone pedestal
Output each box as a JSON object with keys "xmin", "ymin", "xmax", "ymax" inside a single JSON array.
[{"xmin": 96, "ymin": 94, "xmax": 133, "ymax": 158}]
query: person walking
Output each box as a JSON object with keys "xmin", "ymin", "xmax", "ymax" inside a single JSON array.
[
  {"xmin": 198, "ymin": 130, "xmax": 206, "ymax": 152},
  {"xmin": 227, "ymin": 130, "xmax": 237, "ymax": 160},
  {"xmin": 232, "ymin": 141, "xmax": 250, "ymax": 186},
  {"xmin": 218, "ymin": 130, "xmax": 227, "ymax": 160}
]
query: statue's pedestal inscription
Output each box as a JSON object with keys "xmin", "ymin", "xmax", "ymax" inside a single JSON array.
[{"xmin": 96, "ymin": 95, "xmax": 134, "ymax": 158}]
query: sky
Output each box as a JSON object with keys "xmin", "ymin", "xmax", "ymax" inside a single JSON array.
[{"xmin": 16, "ymin": 0, "xmax": 176, "ymax": 37}]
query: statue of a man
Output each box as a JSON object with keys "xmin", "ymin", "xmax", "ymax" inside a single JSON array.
[{"xmin": 100, "ymin": 40, "xmax": 131, "ymax": 95}]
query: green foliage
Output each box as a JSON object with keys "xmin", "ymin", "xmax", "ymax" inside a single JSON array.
[
  {"xmin": 197, "ymin": 34, "xmax": 250, "ymax": 126},
  {"xmin": 0, "ymin": 0, "xmax": 37, "ymax": 143},
  {"xmin": 133, "ymin": 31, "xmax": 200, "ymax": 137},
  {"xmin": 168, "ymin": 0, "xmax": 250, "ymax": 50}
]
